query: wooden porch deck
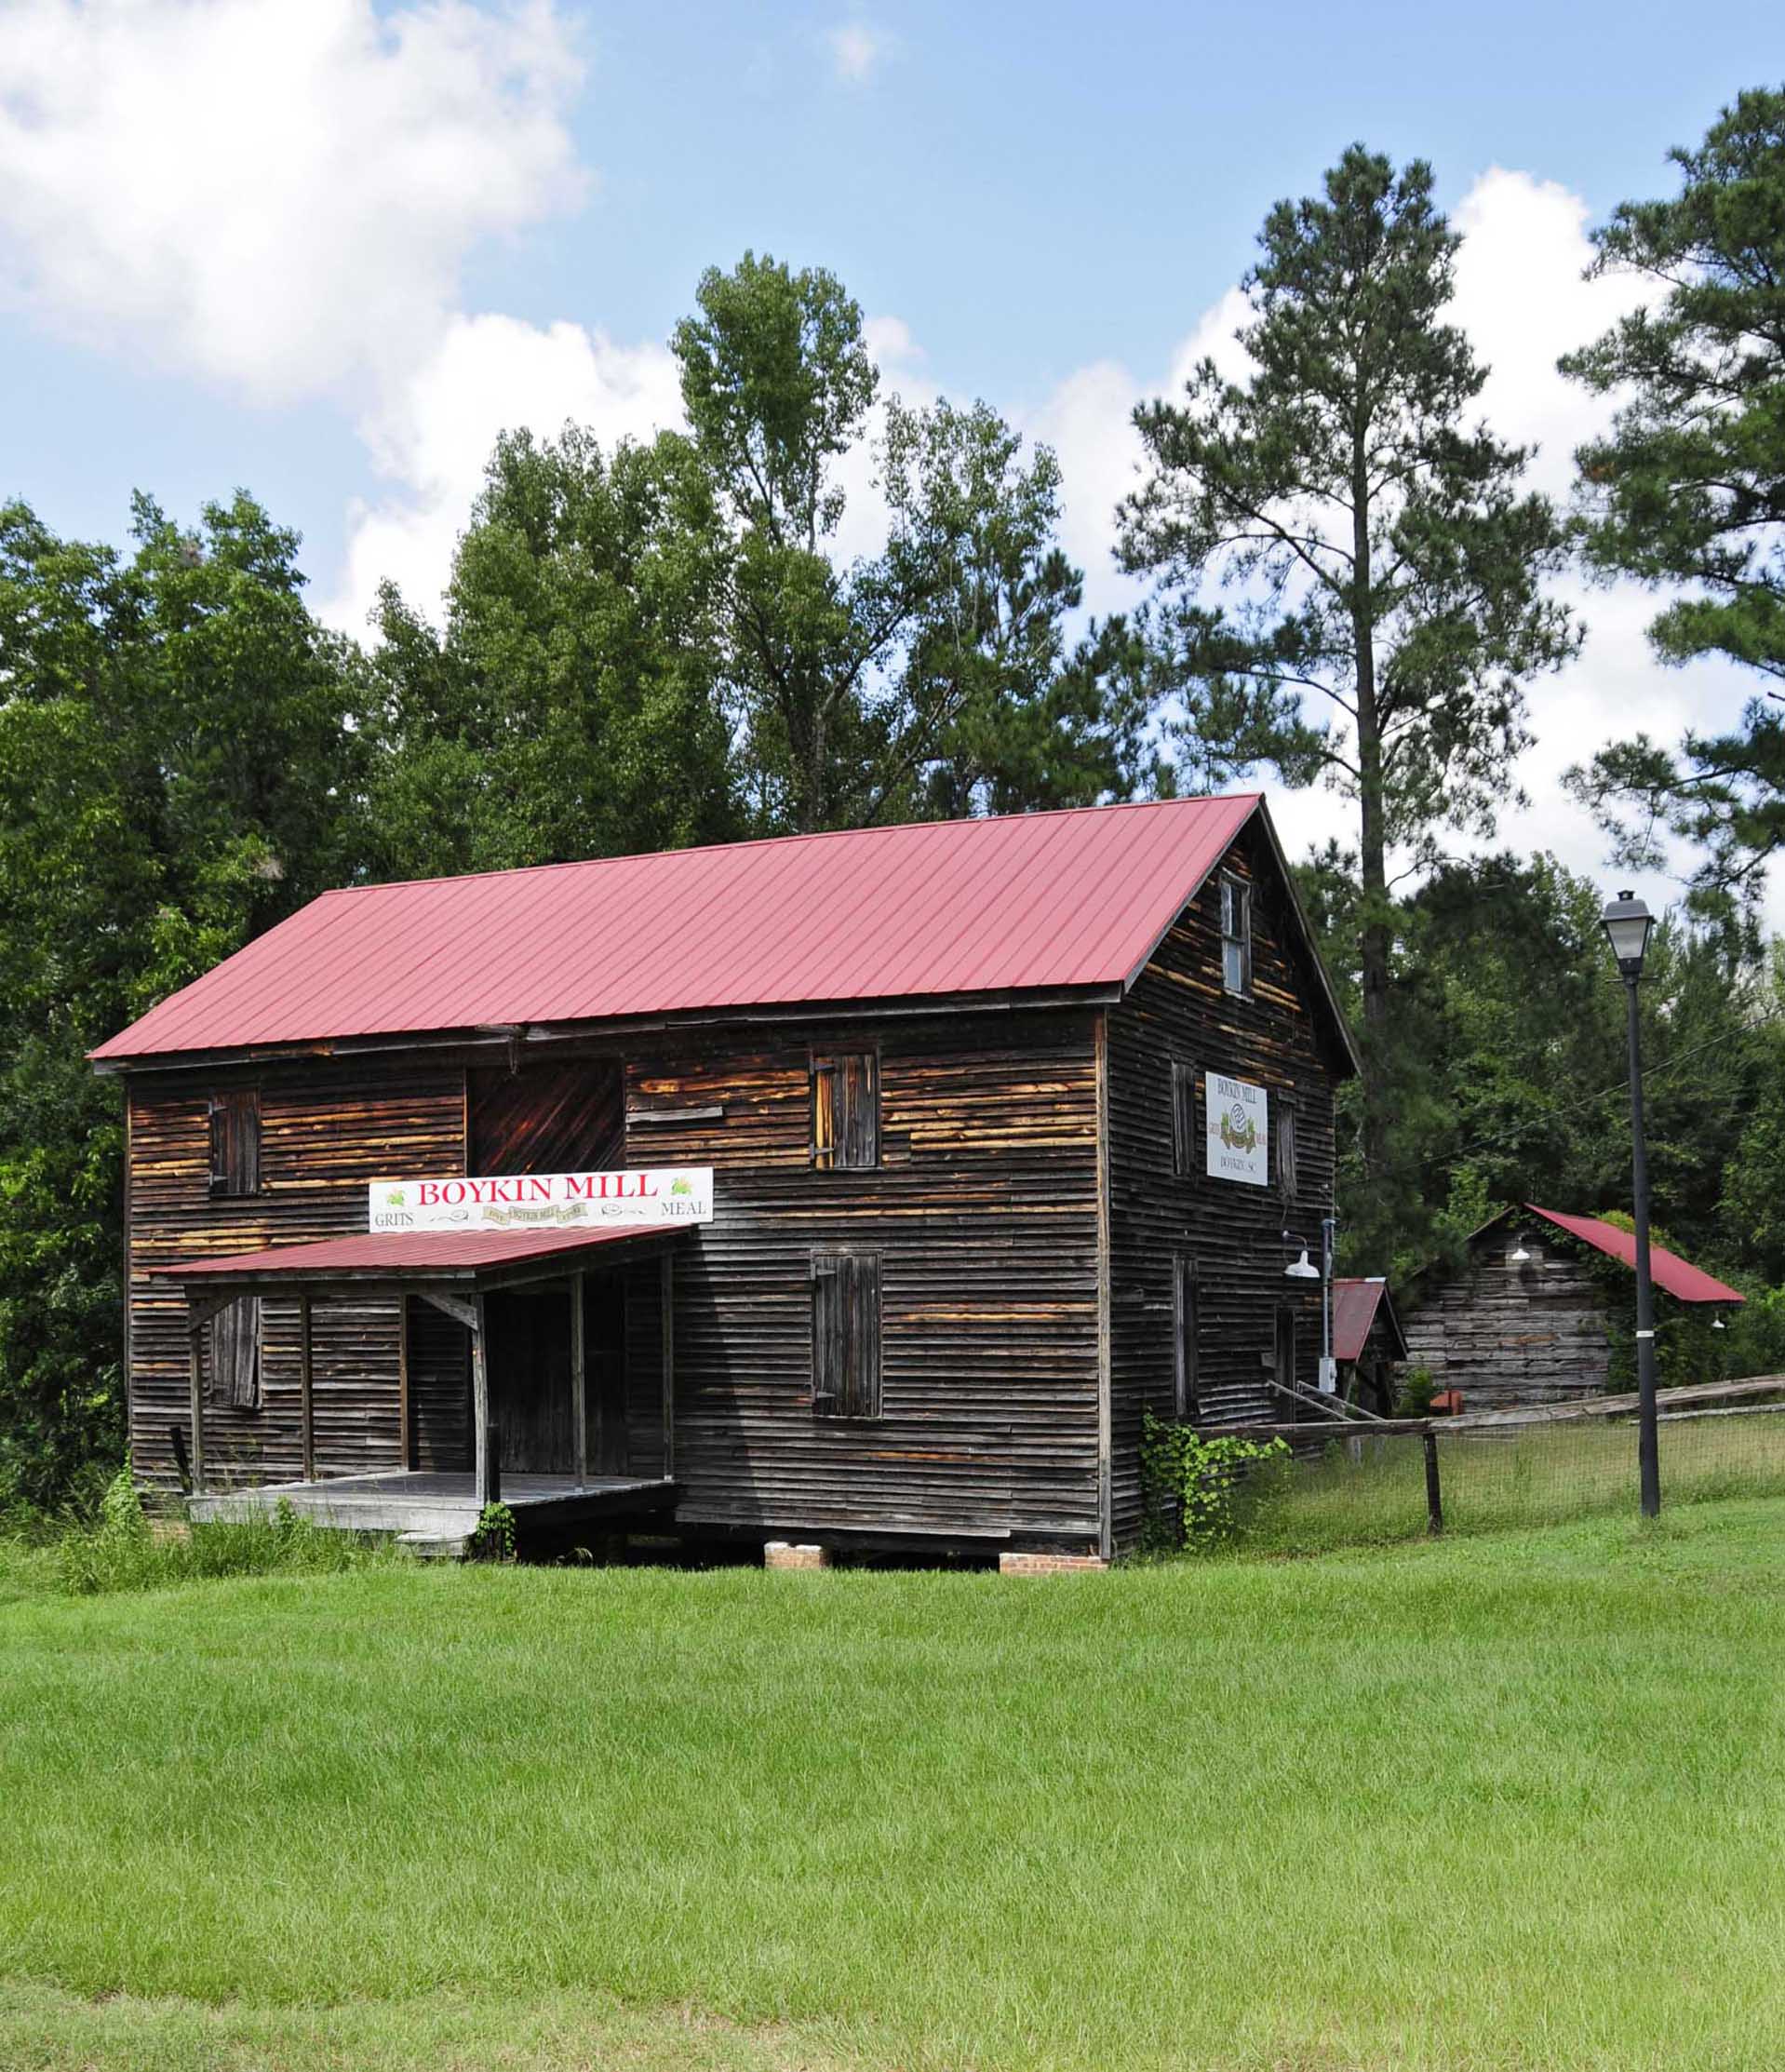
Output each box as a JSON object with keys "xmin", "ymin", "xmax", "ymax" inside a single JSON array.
[{"xmin": 189, "ymin": 1469, "xmax": 678, "ymax": 1554}]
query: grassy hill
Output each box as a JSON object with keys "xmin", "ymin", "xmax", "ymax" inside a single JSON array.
[{"xmin": 2, "ymin": 1501, "xmax": 1782, "ymax": 2071}]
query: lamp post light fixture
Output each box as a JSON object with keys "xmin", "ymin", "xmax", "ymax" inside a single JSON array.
[{"xmin": 1601, "ymin": 888, "xmax": 1660, "ymax": 1518}]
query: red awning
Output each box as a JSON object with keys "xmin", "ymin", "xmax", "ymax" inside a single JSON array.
[
  {"xmin": 1523, "ymin": 1205, "xmax": 1744, "ymax": 1305},
  {"xmin": 155, "ymin": 1223, "xmax": 680, "ymax": 1287}
]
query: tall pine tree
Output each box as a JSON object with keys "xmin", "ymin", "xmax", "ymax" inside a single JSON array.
[{"xmin": 1118, "ymin": 146, "xmax": 1577, "ymax": 1232}]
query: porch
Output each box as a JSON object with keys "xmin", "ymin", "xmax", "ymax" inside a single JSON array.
[
  {"xmin": 189, "ymin": 1467, "xmax": 678, "ymax": 1554},
  {"xmin": 158, "ymin": 1221, "xmax": 688, "ymax": 1528}
]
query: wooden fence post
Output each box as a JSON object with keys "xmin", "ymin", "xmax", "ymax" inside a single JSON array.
[{"xmin": 1423, "ymin": 1426, "xmax": 1443, "ymax": 1536}]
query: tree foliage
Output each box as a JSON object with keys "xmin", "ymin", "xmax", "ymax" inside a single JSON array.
[
  {"xmin": 1119, "ymin": 146, "xmax": 1577, "ymax": 1204},
  {"xmin": 1564, "ymin": 87, "xmax": 1785, "ymax": 925},
  {"xmin": 367, "ymin": 426, "xmax": 739, "ymax": 878},
  {"xmin": 0, "ymin": 494, "xmax": 369, "ymax": 1505},
  {"xmin": 673, "ymin": 250, "xmax": 1150, "ymax": 830}
]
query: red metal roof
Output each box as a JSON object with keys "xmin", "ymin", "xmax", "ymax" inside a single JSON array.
[
  {"xmin": 92, "ymin": 795, "xmax": 1281, "ymax": 1063},
  {"xmin": 1524, "ymin": 1206, "xmax": 1745, "ymax": 1305},
  {"xmin": 1330, "ymin": 1278, "xmax": 1404, "ymax": 1363},
  {"xmin": 156, "ymin": 1224, "xmax": 673, "ymax": 1283}
]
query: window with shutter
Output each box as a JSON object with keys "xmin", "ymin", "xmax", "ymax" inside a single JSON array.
[
  {"xmin": 1219, "ymin": 874, "xmax": 1251, "ymax": 996},
  {"xmin": 208, "ymin": 1088, "xmax": 262, "ymax": 1197},
  {"xmin": 811, "ymin": 1250, "xmax": 882, "ymax": 1418},
  {"xmin": 209, "ymin": 1296, "xmax": 262, "ymax": 1410},
  {"xmin": 1173, "ymin": 1257, "xmax": 1199, "ymax": 1419},
  {"xmin": 1276, "ymin": 1108, "xmax": 1298, "ymax": 1199},
  {"xmin": 812, "ymin": 1052, "xmax": 879, "ymax": 1169},
  {"xmin": 1171, "ymin": 1058, "xmax": 1196, "ymax": 1177}
]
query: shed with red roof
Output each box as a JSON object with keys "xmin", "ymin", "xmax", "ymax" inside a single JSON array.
[
  {"xmin": 1399, "ymin": 1204, "xmax": 1743, "ymax": 1415},
  {"xmin": 97, "ymin": 794, "xmax": 1355, "ymax": 1559}
]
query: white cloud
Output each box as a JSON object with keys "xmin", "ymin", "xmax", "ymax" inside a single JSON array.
[
  {"xmin": 0, "ymin": 0, "xmax": 584, "ymax": 407},
  {"xmin": 329, "ymin": 313, "xmax": 682, "ymax": 631},
  {"xmin": 827, "ymin": 20, "xmax": 885, "ymax": 85}
]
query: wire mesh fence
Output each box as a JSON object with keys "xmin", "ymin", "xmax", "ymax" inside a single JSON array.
[{"xmin": 1182, "ymin": 1379, "xmax": 1785, "ymax": 1558}]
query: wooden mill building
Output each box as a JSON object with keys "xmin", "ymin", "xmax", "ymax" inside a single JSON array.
[
  {"xmin": 1399, "ymin": 1204, "xmax": 1744, "ymax": 1414},
  {"xmin": 92, "ymin": 795, "xmax": 1356, "ymax": 1562}
]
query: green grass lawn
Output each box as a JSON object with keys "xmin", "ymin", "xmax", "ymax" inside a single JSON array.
[{"xmin": 2, "ymin": 1502, "xmax": 1782, "ymax": 2072}]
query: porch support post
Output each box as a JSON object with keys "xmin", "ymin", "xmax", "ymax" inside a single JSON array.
[
  {"xmin": 661, "ymin": 1250, "xmax": 675, "ymax": 1481},
  {"xmin": 471, "ymin": 1290, "xmax": 491, "ymax": 1506},
  {"xmin": 298, "ymin": 1289, "xmax": 315, "ymax": 1482},
  {"xmin": 396, "ymin": 1291, "xmax": 411, "ymax": 1471},
  {"xmin": 187, "ymin": 1306, "xmax": 207, "ymax": 1495},
  {"xmin": 570, "ymin": 1271, "xmax": 587, "ymax": 1486}
]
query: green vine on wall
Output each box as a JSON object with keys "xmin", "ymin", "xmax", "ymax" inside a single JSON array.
[{"xmin": 1139, "ymin": 1413, "xmax": 1290, "ymax": 1554}]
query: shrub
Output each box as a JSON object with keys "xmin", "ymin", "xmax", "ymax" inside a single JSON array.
[
  {"xmin": 467, "ymin": 1500, "xmax": 517, "ymax": 1562},
  {"xmin": 1394, "ymin": 1365, "xmax": 1437, "ymax": 1416}
]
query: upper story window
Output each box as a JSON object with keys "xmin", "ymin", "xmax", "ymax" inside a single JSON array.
[
  {"xmin": 812, "ymin": 1052, "xmax": 879, "ymax": 1170},
  {"xmin": 1276, "ymin": 1107, "xmax": 1298, "ymax": 1200},
  {"xmin": 1219, "ymin": 874, "xmax": 1252, "ymax": 996},
  {"xmin": 208, "ymin": 1089, "xmax": 261, "ymax": 1197},
  {"xmin": 1171, "ymin": 1058, "xmax": 1197, "ymax": 1177}
]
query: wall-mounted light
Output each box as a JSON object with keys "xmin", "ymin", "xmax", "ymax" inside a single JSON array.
[
  {"xmin": 1283, "ymin": 1247, "xmax": 1320, "ymax": 1281},
  {"xmin": 1510, "ymin": 1236, "xmax": 1531, "ymax": 1263},
  {"xmin": 1712, "ymin": 1315, "xmax": 1727, "ymax": 1332}
]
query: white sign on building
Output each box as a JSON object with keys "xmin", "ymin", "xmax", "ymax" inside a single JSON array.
[
  {"xmin": 368, "ymin": 1167, "xmax": 714, "ymax": 1233},
  {"xmin": 1204, "ymin": 1073, "xmax": 1268, "ymax": 1187}
]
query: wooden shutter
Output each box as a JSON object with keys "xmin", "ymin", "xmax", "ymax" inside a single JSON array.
[
  {"xmin": 812, "ymin": 1251, "xmax": 881, "ymax": 1418},
  {"xmin": 812, "ymin": 1252, "xmax": 845, "ymax": 1408},
  {"xmin": 1171, "ymin": 1059, "xmax": 1196, "ymax": 1176},
  {"xmin": 208, "ymin": 1089, "xmax": 261, "ymax": 1197},
  {"xmin": 1274, "ymin": 1306, "xmax": 1296, "ymax": 1396},
  {"xmin": 1276, "ymin": 1108, "xmax": 1297, "ymax": 1199},
  {"xmin": 812, "ymin": 1061, "xmax": 839, "ymax": 1170},
  {"xmin": 209, "ymin": 1297, "xmax": 262, "ymax": 1410},
  {"xmin": 812, "ymin": 1054, "xmax": 879, "ymax": 1170},
  {"xmin": 1173, "ymin": 1257, "xmax": 1199, "ymax": 1420}
]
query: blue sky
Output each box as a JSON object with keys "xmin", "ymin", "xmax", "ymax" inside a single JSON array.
[{"xmin": 2, "ymin": 0, "xmax": 1780, "ymax": 906}]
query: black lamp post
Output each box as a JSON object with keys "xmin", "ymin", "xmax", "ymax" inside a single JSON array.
[{"xmin": 1602, "ymin": 890, "xmax": 1659, "ymax": 1517}]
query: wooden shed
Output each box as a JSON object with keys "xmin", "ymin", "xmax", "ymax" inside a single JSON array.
[
  {"xmin": 1398, "ymin": 1204, "xmax": 1744, "ymax": 1415},
  {"xmin": 92, "ymin": 795, "xmax": 1357, "ymax": 1561},
  {"xmin": 1329, "ymin": 1277, "xmax": 1407, "ymax": 1415}
]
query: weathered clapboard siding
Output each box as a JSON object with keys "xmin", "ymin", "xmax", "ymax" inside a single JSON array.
[
  {"xmin": 127, "ymin": 1015, "xmax": 1102, "ymax": 1543},
  {"xmin": 1401, "ymin": 1232, "xmax": 1614, "ymax": 1411},
  {"xmin": 127, "ymin": 1067, "xmax": 466, "ymax": 1495},
  {"xmin": 626, "ymin": 1008, "xmax": 1103, "ymax": 1545},
  {"xmin": 1105, "ymin": 826, "xmax": 1343, "ymax": 1550}
]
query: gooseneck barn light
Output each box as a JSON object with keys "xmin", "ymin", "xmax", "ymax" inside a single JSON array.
[
  {"xmin": 1602, "ymin": 888, "xmax": 1660, "ymax": 1518},
  {"xmin": 1283, "ymin": 1246, "xmax": 1320, "ymax": 1280}
]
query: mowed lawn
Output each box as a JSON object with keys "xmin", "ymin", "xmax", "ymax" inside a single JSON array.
[{"xmin": 3, "ymin": 1504, "xmax": 1783, "ymax": 2072}]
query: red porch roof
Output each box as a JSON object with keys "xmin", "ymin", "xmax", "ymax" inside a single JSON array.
[
  {"xmin": 155, "ymin": 1223, "xmax": 675, "ymax": 1285},
  {"xmin": 91, "ymin": 794, "xmax": 1356, "ymax": 1066},
  {"xmin": 1523, "ymin": 1206, "xmax": 1744, "ymax": 1305}
]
